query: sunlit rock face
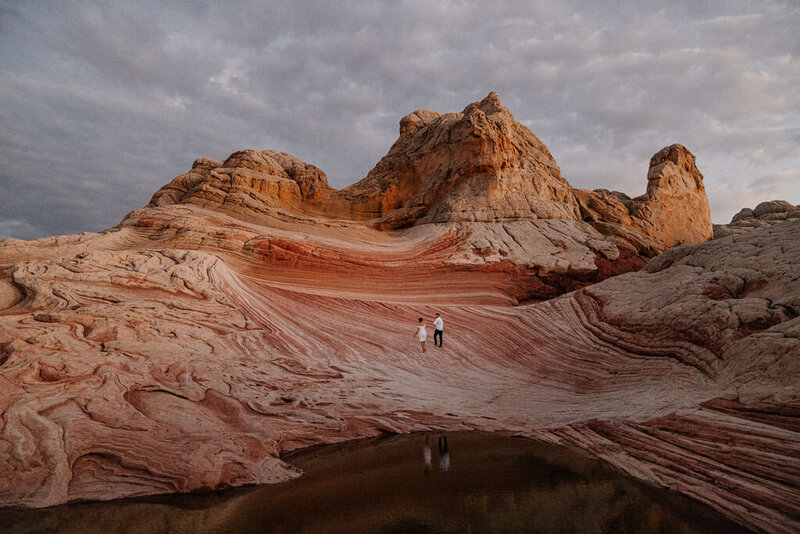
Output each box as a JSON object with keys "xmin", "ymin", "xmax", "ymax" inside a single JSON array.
[
  {"xmin": 143, "ymin": 92, "xmax": 714, "ymax": 301},
  {"xmin": 1, "ymin": 94, "xmax": 797, "ymax": 533}
]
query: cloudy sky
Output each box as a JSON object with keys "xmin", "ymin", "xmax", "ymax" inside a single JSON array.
[{"xmin": 1, "ymin": 1, "xmax": 798, "ymax": 240}]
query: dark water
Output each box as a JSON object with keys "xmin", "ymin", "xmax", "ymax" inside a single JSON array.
[{"xmin": 0, "ymin": 432, "xmax": 751, "ymax": 534}]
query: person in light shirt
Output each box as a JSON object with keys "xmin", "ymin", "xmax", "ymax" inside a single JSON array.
[{"xmin": 433, "ymin": 313, "xmax": 444, "ymax": 347}]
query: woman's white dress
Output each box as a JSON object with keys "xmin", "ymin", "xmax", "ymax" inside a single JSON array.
[{"xmin": 416, "ymin": 324, "xmax": 427, "ymax": 342}]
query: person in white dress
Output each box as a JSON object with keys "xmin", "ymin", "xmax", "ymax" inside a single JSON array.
[{"xmin": 414, "ymin": 317, "xmax": 427, "ymax": 352}]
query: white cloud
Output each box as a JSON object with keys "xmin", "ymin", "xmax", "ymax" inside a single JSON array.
[{"xmin": 0, "ymin": 0, "xmax": 798, "ymax": 238}]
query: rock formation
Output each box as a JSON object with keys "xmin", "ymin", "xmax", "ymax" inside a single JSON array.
[
  {"xmin": 714, "ymin": 199, "xmax": 800, "ymax": 239},
  {"xmin": 1, "ymin": 94, "xmax": 796, "ymax": 533},
  {"xmin": 143, "ymin": 93, "xmax": 713, "ymax": 301}
]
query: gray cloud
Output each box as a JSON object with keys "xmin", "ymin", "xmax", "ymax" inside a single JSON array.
[{"xmin": 1, "ymin": 0, "xmax": 799, "ymax": 240}]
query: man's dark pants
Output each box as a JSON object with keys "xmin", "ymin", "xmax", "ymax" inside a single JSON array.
[{"xmin": 434, "ymin": 329, "xmax": 443, "ymax": 347}]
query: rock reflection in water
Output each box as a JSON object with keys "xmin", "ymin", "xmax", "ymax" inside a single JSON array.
[{"xmin": 0, "ymin": 432, "xmax": 751, "ymax": 534}]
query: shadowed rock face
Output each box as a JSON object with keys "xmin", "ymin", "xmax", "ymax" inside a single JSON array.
[{"xmin": 0, "ymin": 95, "xmax": 797, "ymax": 533}]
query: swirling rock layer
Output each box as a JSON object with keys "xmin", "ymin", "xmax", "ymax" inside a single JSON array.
[
  {"xmin": 0, "ymin": 213, "xmax": 797, "ymax": 532},
  {"xmin": 0, "ymin": 94, "xmax": 796, "ymax": 533}
]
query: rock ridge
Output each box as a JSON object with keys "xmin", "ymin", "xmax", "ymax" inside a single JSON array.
[
  {"xmin": 140, "ymin": 93, "xmax": 713, "ymax": 300},
  {"xmin": 149, "ymin": 95, "xmax": 713, "ymax": 251},
  {"xmin": 714, "ymin": 199, "xmax": 800, "ymax": 238}
]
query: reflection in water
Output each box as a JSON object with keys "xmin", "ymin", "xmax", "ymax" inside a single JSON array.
[
  {"xmin": 438, "ymin": 435, "xmax": 450, "ymax": 472},
  {"xmin": 0, "ymin": 432, "xmax": 752, "ymax": 534},
  {"xmin": 423, "ymin": 435, "xmax": 432, "ymax": 473}
]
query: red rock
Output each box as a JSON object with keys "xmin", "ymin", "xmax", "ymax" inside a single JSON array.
[
  {"xmin": 0, "ymin": 95, "xmax": 796, "ymax": 533},
  {"xmin": 142, "ymin": 93, "xmax": 713, "ymax": 299}
]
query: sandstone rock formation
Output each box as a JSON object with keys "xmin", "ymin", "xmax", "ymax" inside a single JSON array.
[
  {"xmin": 1, "ymin": 94, "xmax": 796, "ymax": 533},
  {"xmin": 340, "ymin": 91, "xmax": 578, "ymax": 226},
  {"xmin": 1, "ymin": 218, "xmax": 796, "ymax": 532},
  {"xmin": 142, "ymin": 93, "xmax": 713, "ymax": 300},
  {"xmin": 714, "ymin": 199, "xmax": 800, "ymax": 239}
]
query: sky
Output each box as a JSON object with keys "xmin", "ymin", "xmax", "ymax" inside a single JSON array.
[{"xmin": 1, "ymin": 1, "xmax": 798, "ymax": 240}]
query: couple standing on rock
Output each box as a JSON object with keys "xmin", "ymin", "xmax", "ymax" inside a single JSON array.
[{"xmin": 415, "ymin": 313, "xmax": 443, "ymax": 352}]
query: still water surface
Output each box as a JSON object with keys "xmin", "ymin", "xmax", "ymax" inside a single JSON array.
[{"xmin": 0, "ymin": 432, "xmax": 751, "ymax": 534}]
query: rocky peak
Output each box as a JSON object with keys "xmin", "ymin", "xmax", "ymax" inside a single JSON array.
[
  {"xmin": 646, "ymin": 144, "xmax": 704, "ymax": 197},
  {"xmin": 398, "ymin": 109, "xmax": 442, "ymax": 135},
  {"xmin": 343, "ymin": 91, "xmax": 574, "ymax": 227},
  {"xmin": 625, "ymin": 144, "xmax": 713, "ymax": 248},
  {"xmin": 462, "ymin": 91, "xmax": 504, "ymax": 115}
]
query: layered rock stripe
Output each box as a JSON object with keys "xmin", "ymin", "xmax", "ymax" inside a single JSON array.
[{"xmin": 1, "ymin": 94, "xmax": 797, "ymax": 533}]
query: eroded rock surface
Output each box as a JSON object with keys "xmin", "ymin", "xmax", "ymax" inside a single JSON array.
[
  {"xmin": 145, "ymin": 93, "xmax": 713, "ymax": 298},
  {"xmin": 714, "ymin": 200, "xmax": 800, "ymax": 238},
  {"xmin": 0, "ymin": 94, "xmax": 796, "ymax": 533},
  {"xmin": 1, "ymin": 218, "xmax": 797, "ymax": 532}
]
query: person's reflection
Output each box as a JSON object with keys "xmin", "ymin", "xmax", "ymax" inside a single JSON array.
[
  {"xmin": 438, "ymin": 436, "xmax": 450, "ymax": 472},
  {"xmin": 423, "ymin": 435, "xmax": 432, "ymax": 473}
]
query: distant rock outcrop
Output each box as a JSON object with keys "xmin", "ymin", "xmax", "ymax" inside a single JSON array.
[
  {"xmin": 574, "ymin": 143, "xmax": 713, "ymax": 251},
  {"xmin": 714, "ymin": 199, "xmax": 800, "ymax": 238},
  {"xmin": 632, "ymin": 143, "xmax": 714, "ymax": 247},
  {"xmin": 150, "ymin": 150, "xmax": 332, "ymax": 215}
]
